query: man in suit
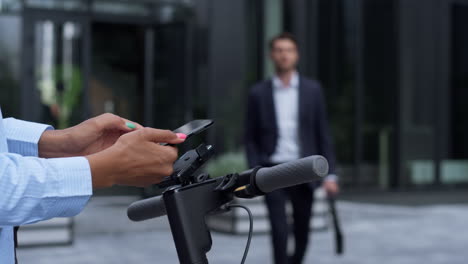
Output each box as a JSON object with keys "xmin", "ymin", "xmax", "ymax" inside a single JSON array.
[{"xmin": 244, "ymin": 32, "xmax": 339, "ymax": 264}]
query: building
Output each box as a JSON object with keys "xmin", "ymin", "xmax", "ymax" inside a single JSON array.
[{"xmin": 1, "ymin": 0, "xmax": 467, "ymax": 190}]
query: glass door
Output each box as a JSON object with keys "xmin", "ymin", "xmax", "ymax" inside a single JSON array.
[
  {"xmin": 446, "ymin": 3, "xmax": 468, "ymax": 185},
  {"xmin": 21, "ymin": 9, "xmax": 89, "ymax": 128},
  {"xmin": 89, "ymin": 22, "xmax": 146, "ymax": 125}
]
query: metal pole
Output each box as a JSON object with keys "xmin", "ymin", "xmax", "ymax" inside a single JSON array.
[
  {"xmin": 354, "ymin": 0, "xmax": 364, "ymax": 186},
  {"xmin": 144, "ymin": 26, "xmax": 155, "ymax": 127}
]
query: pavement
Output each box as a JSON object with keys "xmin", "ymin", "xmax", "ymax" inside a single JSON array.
[{"xmin": 17, "ymin": 196, "xmax": 468, "ymax": 264}]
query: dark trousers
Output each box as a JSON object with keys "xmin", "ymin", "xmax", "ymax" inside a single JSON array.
[{"xmin": 265, "ymin": 184, "xmax": 315, "ymax": 264}]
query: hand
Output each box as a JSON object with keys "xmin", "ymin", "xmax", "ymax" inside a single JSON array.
[
  {"xmin": 86, "ymin": 128, "xmax": 186, "ymax": 188},
  {"xmin": 39, "ymin": 113, "xmax": 143, "ymax": 158},
  {"xmin": 323, "ymin": 180, "xmax": 339, "ymax": 197}
]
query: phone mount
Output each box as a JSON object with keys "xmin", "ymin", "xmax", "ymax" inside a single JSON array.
[
  {"xmin": 158, "ymin": 143, "xmax": 215, "ymax": 188},
  {"xmin": 154, "ymin": 143, "xmax": 235, "ymax": 264}
]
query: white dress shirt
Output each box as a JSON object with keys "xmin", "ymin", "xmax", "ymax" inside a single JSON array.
[
  {"xmin": 270, "ymin": 72, "xmax": 300, "ymax": 164},
  {"xmin": 0, "ymin": 108, "xmax": 93, "ymax": 263},
  {"xmin": 269, "ymin": 73, "xmax": 337, "ymax": 181}
]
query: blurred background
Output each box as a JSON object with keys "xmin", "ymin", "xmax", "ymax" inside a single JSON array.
[{"xmin": 1, "ymin": 0, "xmax": 468, "ymax": 263}]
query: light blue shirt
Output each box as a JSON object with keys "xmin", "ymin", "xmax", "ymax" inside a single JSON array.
[{"xmin": 0, "ymin": 108, "xmax": 93, "ymax": 263}]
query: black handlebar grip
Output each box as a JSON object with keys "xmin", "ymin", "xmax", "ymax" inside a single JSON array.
[
  {"xmin": 255, "ymin": 155, "xmax": 329, "ymax": 193},
  {"xmin": 127, "ymin": 195, "xmax": 166, "ymax": 222}
]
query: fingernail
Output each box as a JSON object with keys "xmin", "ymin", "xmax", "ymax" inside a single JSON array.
[
  {"xmin": 176, "ymin": 133, "xmax": 187, "ymax": 140},
  {"xmin": 126, "ymin": 122, "xmax": 136, "ymax": 129}
]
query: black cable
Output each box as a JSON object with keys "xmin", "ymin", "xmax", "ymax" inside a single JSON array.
[{"xmin": 228, "ymin": 204, "xmax": 253, "ymax": 264}]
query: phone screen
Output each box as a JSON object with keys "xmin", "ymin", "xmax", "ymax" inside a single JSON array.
[{"xmin": 172, "ymin": 119, "xmax": 214, "ymax": 139}]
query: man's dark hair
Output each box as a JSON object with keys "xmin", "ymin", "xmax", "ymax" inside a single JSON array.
[{"xmin": 269, "ymin": 32, "xmax": 298, "ymax": 50}]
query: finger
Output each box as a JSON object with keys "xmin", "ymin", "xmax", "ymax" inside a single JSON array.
[
  {"xmin": 158, "ymin": 145, "xmax": 179, "ymax": 163},
  {"xmin": 99, "ymin": 114, "xmax": 144, "ymax": 133},
  {"xmin": 140, "ymin": 128, "xmax": 186, "ymax": 144},
  {"xmin": 95, "ymin": 113, "xmax": 132, "ymax": 132},
  {"xmin": 122, "ymin": 118, "xmax": 144, "ymax": 130}
]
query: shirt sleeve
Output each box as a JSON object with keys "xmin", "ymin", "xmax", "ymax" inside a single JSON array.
[
  {"xmin": 325, "ymin": 174, "xmax": 338, "ymax": 182},
  {"xmin": 0, "ymin": 154, "xmax": 93, "ymax": 226},
  {"xmin": 2, "ymin": 118, "xmax": 52, "ymax": 157}
]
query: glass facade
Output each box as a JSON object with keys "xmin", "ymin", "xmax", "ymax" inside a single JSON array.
[
  {"xmin": 309, "ymin": 0, "xmax": 398, "ymax": 188},
  {"xmin": 281, "ymin": 0, "xmax": 468, "ymax": 189},
  {"xmin": 399, "ymin": 0, "xmax": 438, "ymax": 187},
  {"xmin": 90, "ymin": 23, "xmax": 145, "ymax": 124},
  {"xmin": 152, "ymin": 23, "xmax": 190, "ymax": 130},
  {"xmin": 0, "ymin": 15, "xmax": 21, "ymax": 117},
  {"xmin": 361, "ymin": 0, "xmax": 398, "ymax": 188},
  {"xmin": 445, "ymin": 3, "xmax": 468, "ymax": 185},
  {"xmin": 315, "ymin": 0, "xmax": 359, "ymax": 186},
  {"xmin": 34, "ymin": 20, "xmax": 84, "ymax": 128}
]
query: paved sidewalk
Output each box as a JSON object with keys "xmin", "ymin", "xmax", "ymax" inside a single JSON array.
[{"xmin": 17, "ymin": 196, "xmax": 468, "ymax": 264}]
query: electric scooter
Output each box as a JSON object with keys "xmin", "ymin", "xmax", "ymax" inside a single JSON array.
[{"xmin": 127, "ymin": 138, "xmax": 328, "ymax": 264}]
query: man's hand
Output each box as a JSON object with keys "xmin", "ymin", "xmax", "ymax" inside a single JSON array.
[
  {"xmin": 86, "ymin": 128, "xmax": 186, "ymax": 189},
  {"xmin": 39, "ymin": 113, "xmax": 143, "ymax": 158},
  {"xmin": 323, "ymin": 179, "xmax": 339, "ymax": 196}
]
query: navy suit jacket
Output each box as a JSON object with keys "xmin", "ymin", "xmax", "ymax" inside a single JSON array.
[{"xmin": 244, "ymin": 76, "xmax": 337, "ymax": 175}]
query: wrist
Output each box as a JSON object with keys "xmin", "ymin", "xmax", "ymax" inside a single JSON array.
[
  {"xmin": 38, "ymin": 130, "xmax": 71, "ymax": 158},
  {"xmin": 86, "ymin": 147, "xmax": 123, "ymax": 189},
  {"xmin": 325, "ymin": 174, "xmax": 338, "ymax": 182}
]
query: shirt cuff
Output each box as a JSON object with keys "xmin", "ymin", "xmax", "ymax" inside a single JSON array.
[
  {"xmin": 3, "ymin": 118, "xmax": 53, "ymax": 157},
  {"xmin": 325, "ymin": 174, "xmax": 338, "ymax": 182},
  {"xmin": 47, "ymin": 157, "xmax": 93, "ymax": 217}
]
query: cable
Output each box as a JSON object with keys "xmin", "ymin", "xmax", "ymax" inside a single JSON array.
[{"xmin": 228, "ymin": 204, "xmax": 253, "ymax": 264}]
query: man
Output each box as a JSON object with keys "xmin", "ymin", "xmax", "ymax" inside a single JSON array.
[
  {"xmin": 245, "ymin": 32, "xmax": 338, "ymax": 264},
  {"xmin": 0, "ymin": 110, "xmax": 186, "ymax": 263}
]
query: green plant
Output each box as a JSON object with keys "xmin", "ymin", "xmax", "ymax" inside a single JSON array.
[{"xmin": 37, "ymin": 64, "xmax": 82, "ymax": 129}]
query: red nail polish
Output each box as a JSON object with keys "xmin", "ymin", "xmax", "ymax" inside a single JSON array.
[{"xmin": 176, "ymin": 133, "xmax": 187, "ymax": 140}]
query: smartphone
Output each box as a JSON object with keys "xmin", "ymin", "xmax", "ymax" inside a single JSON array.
[
  {"xmin": 173, "ymin": 120, "xmax": 213, "ymax": 138},
  {"xmin": 161, "ymin": 120, "xmax": 214, "ymax": 145}
]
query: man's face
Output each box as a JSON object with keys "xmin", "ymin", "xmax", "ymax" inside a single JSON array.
[{"xmin": 270, "ymin": 39, "xmax": 299, "ymax": 73}]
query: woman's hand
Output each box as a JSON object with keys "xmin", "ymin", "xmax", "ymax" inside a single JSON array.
[
  {"xmin": 86, "ymin": 128, "xmax": 186, "ymax": 188},
  {"xmin": 323, "ymin": 179, "xmax": 339, "ymax": 196},
  {"xmin": 39, "ymin": 113, "xmax": 143, "ymax": 158}
]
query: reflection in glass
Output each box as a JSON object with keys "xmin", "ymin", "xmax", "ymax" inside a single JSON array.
[
  {"xmin": 92, "ymin": 1, "xmax": 149, "ymax": 16},
  {"xmin": 317, "ymin": 0, "xmax": 397, "ymax": 188},
  {"xmin": 35, "ymin": 20, "xmax": 83, "ymax": 128},
  {"xmin": 25, "ymin": 0, "xmax": 87, "ymax": 11},
  {"xmin": 0, "ymin": 15, "xmax": 21, "ymax": 117},
  {"xmin": 0, "ymin": 0, "xmax": 22, "ymax": 13},
  {"xmin": 361, "ymin": 1, "xmax": 397, "ymax": 188},
  {"xmin": 317, "ymin": 0, "xmax": 357, "ymax": 186},
  {"xmin": 445, "ymin": 4, "xmax": 468, "ymax": 184},
  {"xmin": 399, "ymin": 2, "xmax": 437, "ymax": 187},
  {"xmin": 153, "ymin": 24, "xmax": 188, "ymax": 130},
  {"xmin": 90, "ymin": 23, "xmax": 144, "ymax": 124}
]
